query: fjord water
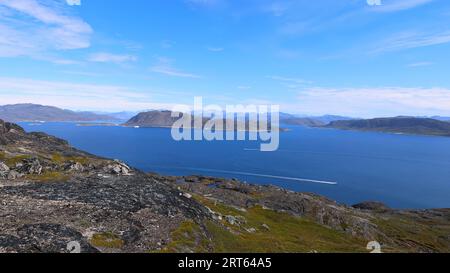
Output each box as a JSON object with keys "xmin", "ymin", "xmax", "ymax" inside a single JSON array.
[{"xmin": 21, "ymin": 122, "xmax": 450, "ymax": 209}]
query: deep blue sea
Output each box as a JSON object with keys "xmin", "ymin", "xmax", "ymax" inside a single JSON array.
[{"xmin": 20, "ymin": 122, "xmax": 450, "ymax": 209}]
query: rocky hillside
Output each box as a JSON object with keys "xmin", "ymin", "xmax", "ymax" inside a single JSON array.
[
  {"xmin": 124, "ymin": 110, "xmax": 182, "ymax": 128},
  {"xmin": 0, "ymin": 104, "xmax": 117, "ymax": 122},
  {"xmin": 1, "ymin": 119, "xmax": 450, "ymax": 253},
  {"xmin": 326, "ymin": 117, "xmax": 450, "ymax": 137},
  {"xmin": 124, "ymin": 110, "xmax": 284, "ymax": 131}
]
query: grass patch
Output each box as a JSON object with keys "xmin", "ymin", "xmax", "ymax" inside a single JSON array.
[
  {"xmin": 374, "ymin": 216, "xmax": 450, "ymax": 253},
  {"xmin": 26, "ymin": 171, "xmax": 70, "ymax": 182},
  {"xmin": 3, "ymin": 155, "xmax": 31, "ymax": 167},
  {"xmin": 0, "ymin": 151, "xmax": 6, "ymax": 161},
  {"xmin": 206, "ymin": 207, "xmax": 367, "ymax": 253},
  {"xmin": 162, "ymin": 221, "xmax": 209, "ymax": 253},
  {"xmin": 165, "ymin": 195, "xmax": 367, "ymax": 253},
  {"xmin": 51, "ymin": 153, "xmax": 90, "ymax": 165},
  {"xmin": 90, "ymin": 232, "xmax": 124, "ymax": 249}
]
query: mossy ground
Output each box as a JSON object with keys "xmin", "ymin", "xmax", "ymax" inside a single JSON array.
[
  {"xmin": 163, "ymin": 195, "xmax": 367, "ymax": 253},
  {"xmin": 90, "ymin": 232, "xmax": 124, "ymax": 249},
  {"xmin": 2, "ymin": 152, "xmax": 97, "ymax": 182},
  {"xmin": 374, "ymin": 215, "xmax": 450, "ymax": 253},
  {"xmin": 0, "ymin": 153, "xmax": 32, "ymax": 168},
  {"xmin": 51, "ymin": 153, "xmax": 91, "ymax": 165},
  {"xmin": 25, "ymin": 171, "xmax": 70, "ymax": 182},
  {"xmin": 162, "ymin": 221, "xmax": 210, "ymax": 253}
]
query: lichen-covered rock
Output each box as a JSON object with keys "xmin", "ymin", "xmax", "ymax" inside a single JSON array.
[
  {"xmin": 0, "ymin": 224, "xmax": 100, "ymax": 253},
  {"xmin": 6, "ymin": 170, "xmax": 22, "ymax": 180},
  {"xmin": 65, "ymin": 162, "xmax": 85, "ymax": 172},
  {"xmin": 261, "ymin": 224, "xmax": 270, "ymax": 231},
  {"xmin": 103, "ymin": 160, "xmax": 132, "ymax": 176},
  {"xmin": 15, "ymin": 158, "xmax": 43, "ymax": 175},
  {"xmin": 0, "ymin": 162, "xmax": 10, "ymax": 178},
  {"xmin": 225, "ymin": 215, "xmax": 246, "ymax": 226},
  {"xmin": 16, "ymin": 224, "xmax": 99, "ymax": 253},
  {"xmin": 0, "ymin": 235, "xmax": 29, "ymax": 253}
]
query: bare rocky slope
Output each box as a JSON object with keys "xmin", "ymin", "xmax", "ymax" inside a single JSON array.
[{"xmin": 1, "ymin": 119, "xmax": 449, "ymax": 253}]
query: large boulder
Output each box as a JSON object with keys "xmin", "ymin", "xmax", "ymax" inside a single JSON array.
[
  {"xmin": 103, "ymin": 160, "xmax": 132, "ymax": 176},
  {"xmin": 64, "ymin": 162, "xmax": 85, "ymax": 172},
  {"xmin": 0, "ymin": 161, "xmax": 9, "ymax": 172},
  {"xmin": 0, "ymin": 161, "xmax": 10, "ymax": 178},
  {"xmin": 0, "ymin": 119, "xmax": 26, "ymax": 145},
  {"xmin": 15, "ymin": 158, "xmax": 43, "ymax": 175},
  {"xmin": 7, "ymin": 170, "xmax": 22, "ymax": 180},
  {"xmin": 0, "ymin": 161, "xmax": 24, "ymax": 180},
  {"xmin": 13, "ymin": 224, "xmax": 99, "ymax": 253}
]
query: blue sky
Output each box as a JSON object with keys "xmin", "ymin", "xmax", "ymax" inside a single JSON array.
[{"xmin": 1, "ymin": 0, "xmax": 450, "ymax": 117}]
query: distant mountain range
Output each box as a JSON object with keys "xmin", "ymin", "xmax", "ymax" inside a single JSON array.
[
  {"xmin": 279, "ymin": 117, "xmax": 326, "ymax": 127},
  {"xmin": 4, "ymin": 104, "xmax": 450, "ymax": 138},
  {"xmin": 311, "ymin": 115, "xmax": 356, "ymax": 124},
  {"xmin": 93, "ymin": 111, "xmax": 139, "ymax": 121},
  {"xmin": 426, "ymin": 116, "xmax": 450, "ymax": 122},
  {"xmin": 0, "ymin": 104, "xmax": 119, "ymax": 122},
  {"xmin": 279, "ymin": 113, "xmax": 355, "ymax": 126},
  {"xmin": 326, "ymin": 117, "xmax": 450, "ymax": 137}
]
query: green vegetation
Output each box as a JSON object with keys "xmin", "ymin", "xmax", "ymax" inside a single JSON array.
[
  {"xmin": 51, "ymin": 153, "xmax": 90, "ymax": 165},
  {"xmin": 2, "ymin": 154, "xmax": 31, "ymax": 167},
  {"xmin": 26, "ymin": 171, "xmax": 70, "ymax": 182},
  {"xmin": 163, "ymin": 221, "xmax": 210, "ymax": 253},
  {"xmin": 90, "ymin": 232, "xmax": 124, "ymax": 249},
  {"xmin": 374, "ymin": 215, "xmax": 450, "ymax": 253},
  {"xmin": 164, "ymin": 195, "xmax": 367, "ymax": 253}
]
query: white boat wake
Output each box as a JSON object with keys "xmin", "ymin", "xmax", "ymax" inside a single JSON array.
[{"xmin": 167, "ymin": 166, "xmax": 338, "ymax": 185}]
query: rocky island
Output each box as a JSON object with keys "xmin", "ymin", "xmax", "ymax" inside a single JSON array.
[
  {"xmin": 326, "ymin": 117, "xmax": 450, "ymax": 137},
  {"xmin": 123, "ymin": 110, "xmax": 286, "ymax": 132},
  {"xmin": 1, "ymin": 119, "xmax": 450, "ymax": 253}
]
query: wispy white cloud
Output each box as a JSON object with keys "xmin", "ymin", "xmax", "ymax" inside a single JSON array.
[
  {"xmin": 369, "ymin": 0, "xmax": 434, "ymax": 12},
  {"xmin": 407, "ymin": 61, "xmax": 434, "ymax": 67},
  {"xmin": 150, "ymin": 57, "xmax": 202, "ymax": 79},
  {"xmin": 66, "ymin": 0, "xmax": 80, "ymax": 6},
  {"xmin": 372, "ymin": 30, "xmax": 450, "ymax": 53},
  {"xmin": 0, "ymin": 77, "xmax": 175, "ymax": 111},
  {"xmin": 0, "ymin": 0, "xmax": 92, "ymax": 58},
  {"xmin": 291, "ymin": 86, "xmax": 450, "ymax": 117},
  {"xmin": 88, "ymin": 52, "xmax": 137, "ymax": 64}
]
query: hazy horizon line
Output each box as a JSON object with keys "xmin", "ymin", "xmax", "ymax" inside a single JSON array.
[{"xmin": 2, "ymin": 102, "xmax": 450, "ymax": 120}]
